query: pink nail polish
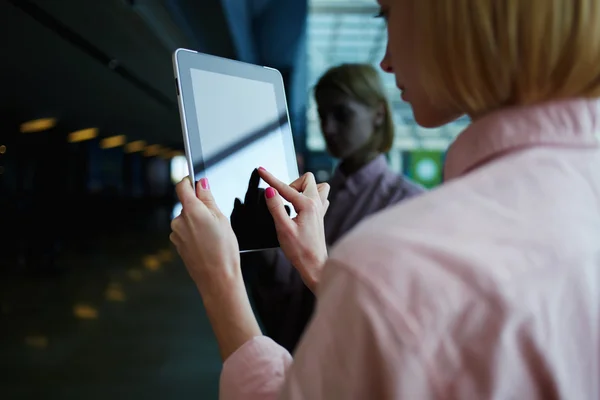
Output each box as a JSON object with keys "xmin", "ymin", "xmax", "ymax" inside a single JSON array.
[
  {"xmin": 200, "ymin": 178, "xmax": 209, "ymax": 190},
  {"xmin": 258, "ymin": 167, "xmax": 266, "ymax": 172},
  {"xmin": 265, "ymin": 187, "xmax": 276, "ymax": 199}
]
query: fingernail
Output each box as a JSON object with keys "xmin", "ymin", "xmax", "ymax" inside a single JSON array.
[
  {"xmin": 258, "ymin": 167, "xmax": 266, "ymax": 172},
  {"xmin": 265, "ymin": 187, "xmax": 276, "ymax": 199},
  {"xmin": 200, "ymin": 178, "xmax": 209, "ymax": 190}
]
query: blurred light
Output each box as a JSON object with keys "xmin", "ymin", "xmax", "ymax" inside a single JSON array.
[
  {"xmin": 421, "ymin": 138, "xmax": 453, "ymax": 150},
  {"xmin": 125, "ymin": 140, "xmax": 146, "ymax": 153},
  {"xmin": 394, "ymin": 137, "xmax": 419, "ymax": 150},
  {"xmin": 144, "ymin": 144, "xmax": 161, "ymax": 157},
  {"xmin": 105, "ymin": 283, "xmax": 126, "ymax": 302},
  {"xmin": 106, "ymin": 289, "xmax": 126, "ymax": 302},
  {"xmin": 143, "ymin": 255, "xmax": 161, "ymax": 271},
  {"xmin": 68, "ymin": 128, "xmax": 98, "ymax": 143},
  {"xmin": 73, "ymin": 304, "xmax": 98, "ymax": 320},
  {"xmin": 160, "ymin": 148, "xmax": 173, "ymax": 159},
  {"xmin": 158, "ymin": 249, "xmax": 173, "ymax": 263},
  {"xmin": 415, "ymin": 158, "xmax": 438, "ymax": 182},
  {"xmin": 316, "ymin": 170, "xmax": 330, "ymax": 182},
  {"xmin": 20, "ymin": 118, "xmax": 57, "ymax": 133},
  {"xmin": 170, "ymin": 155, "xmax": 188, "ymax": 184},
  {"xmin": 100, "ymin": 135, "xmax": 126, "ymax": 149},
  {"xmin": 24, "ymin": 335, "xmax": 49, "ymax": 349},
  {"xmin": 0, "ymin": 145, "xmax": 6, "ymax": 154},
  {"xmin": 128, "ymin": 268, "xmax": 143, "ymax": 281}
]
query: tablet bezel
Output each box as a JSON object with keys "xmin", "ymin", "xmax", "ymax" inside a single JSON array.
[{"xmin": 172, "ymin": 48, "xmax": 299, "ymax": 191}]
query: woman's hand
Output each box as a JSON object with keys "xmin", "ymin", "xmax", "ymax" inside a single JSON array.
[
  {"xmin": 258, "ymin": 168, "xmax": 330, "ymax": 292},
  {"xmin": 170, "ymin": 177, "xmax": 261, "ymax": 361},
  {"xmin": 170, "ymin": 177, "xmax": 241, "ymax": 295}
]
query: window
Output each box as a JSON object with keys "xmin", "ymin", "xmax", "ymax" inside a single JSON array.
[{"xmin": 306, "ymin": 0, "xmax": 468, "ymax": 152}]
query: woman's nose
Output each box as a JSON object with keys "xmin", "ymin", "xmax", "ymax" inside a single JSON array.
[{"xmin": 380, "ymin": 48, "xmax": 393, "ymax": 73}]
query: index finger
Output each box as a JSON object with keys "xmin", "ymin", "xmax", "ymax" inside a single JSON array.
[{"xmin": 257, "ymin": 167, "xmax": 304, "ymax": 204}]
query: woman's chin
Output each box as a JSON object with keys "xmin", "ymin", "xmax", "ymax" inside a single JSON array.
[{"xmin": 411, "ymin": 103, "xmax": 463, "ymax": 129}]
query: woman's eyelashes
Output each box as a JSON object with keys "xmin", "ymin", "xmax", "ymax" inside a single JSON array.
[{"xmin": 374, "ymin": 8, "xmax": 389, "ymax": 21}]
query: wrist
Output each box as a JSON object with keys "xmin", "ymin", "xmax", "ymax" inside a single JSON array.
[
  {"xmin": 198, "ymin": 284, "xmax": 245, "ymax": 320},
  {"xmin": 195, "ymin": 261, "xmax": 243, "ymax": 298},
  {"xmin": 300, "ymin": 250, "xmax": 328, "ymax": 292},
  {"xmin": 199, "ymin": 273, "xmax": 262, "ymax": 361}
]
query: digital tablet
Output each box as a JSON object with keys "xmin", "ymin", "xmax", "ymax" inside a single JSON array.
[{"xmin": 173, "ymin": 48, "xmax": 299, "ymax": 252}]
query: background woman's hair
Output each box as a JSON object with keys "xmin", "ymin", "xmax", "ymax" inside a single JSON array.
[
  {"xmin": 314, "ymin": 63, "xmax": 395, "ymax": 153},
  {"xmin": 417, "ymin": 0, "xmax": 600, "ymax": 117}
]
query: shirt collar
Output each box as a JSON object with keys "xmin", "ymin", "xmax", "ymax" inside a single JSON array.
[
  {"xmin": 330, "ymin": 154, "xmax": 389, "ymax": 196},
  {"xmin": 444, "ymin": 98, "xmax": 600, "ymax": 181}
]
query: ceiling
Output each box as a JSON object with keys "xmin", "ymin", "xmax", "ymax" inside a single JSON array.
[
  {"xmin": 0, "ymin": 0, "xmax": 467, "ymax": 153},
  {"xmin": 0, "ymin": 0, "xmax": 235, "ymax": 149}
]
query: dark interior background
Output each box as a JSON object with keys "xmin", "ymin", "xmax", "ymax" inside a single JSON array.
[
  {"xmin": 0, "ymin": 1, "xmax": 308, "ymax": 398},
  {"xmin": 0, "ymin": 0, "xmax": 309, "ymax": 258}
]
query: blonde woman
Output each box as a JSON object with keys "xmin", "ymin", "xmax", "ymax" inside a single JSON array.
[
  {"xmin": 243, "ymin": 63, "xmax": 423, "ymax": 353},
  {"xmin": 170, "ymin": 0, "xmax": 600, "ymax": 398}
]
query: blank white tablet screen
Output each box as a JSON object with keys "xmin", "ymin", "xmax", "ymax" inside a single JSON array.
[{"xmin": 190, "ymin": 69, "xmax": 295, "ymax": 219}]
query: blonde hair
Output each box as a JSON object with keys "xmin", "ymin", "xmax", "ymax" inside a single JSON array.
[
  {"xmin": 315, "ymin": 63, "xmax": 395, "ymax": 153},
  {"xmin": 416, "ymin": 0, "xmax": 600, "ymax": 116}
]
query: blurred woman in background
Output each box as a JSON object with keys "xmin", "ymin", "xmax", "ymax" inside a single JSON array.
[{"xmin": 244, "ymin": 63, "xmax": 424, "ymax": 352}]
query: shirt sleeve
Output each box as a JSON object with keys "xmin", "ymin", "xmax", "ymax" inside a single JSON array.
[
  {"xmin": 220, "ymin": 336, "xmax": 292, "ymax": 400},
  {"xmin": 220, "ymin": 259, "xmax": 441, "ymax": 400}
]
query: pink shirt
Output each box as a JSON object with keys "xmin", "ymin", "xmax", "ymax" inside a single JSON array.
[
  {"xmin": 247, "ymin": 155, "xmax": 424, "ymax": 352},
  {"xmin": 220, "ymin": 99, "xmax": 600, "ymax": 399}
]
